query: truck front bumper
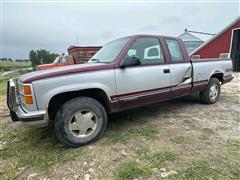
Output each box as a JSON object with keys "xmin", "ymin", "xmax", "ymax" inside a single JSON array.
[{"xmin": 7, "ymin": 78, "xmax": 48, "ymax": 127}]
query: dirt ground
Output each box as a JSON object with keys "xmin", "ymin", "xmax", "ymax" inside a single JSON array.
[{"xmin": 0, "ymin": 73, "xmax": 239, "ymax": 180}]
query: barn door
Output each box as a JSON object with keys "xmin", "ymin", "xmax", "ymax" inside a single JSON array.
[{"xmin": 230, "ymin": 28, "xmax": 240, "ymax": 71}]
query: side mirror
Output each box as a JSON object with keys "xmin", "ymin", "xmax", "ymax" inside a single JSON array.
[{"xmin": 120, "ymin": 56, "xmax": 141, "ymax": 68}]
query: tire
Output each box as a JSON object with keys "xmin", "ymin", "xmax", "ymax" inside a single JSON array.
[
  {"xmin": 54, "ymin": 97, "xmax": 107, "ymax": 147},
  {"xmin": 200, "ymin": 78, "xmax": 221, "ymax": 104}
]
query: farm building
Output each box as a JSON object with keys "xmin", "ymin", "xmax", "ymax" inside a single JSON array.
[
  {"xmin": 178, "ymin": 29, "xmax": 204, "ymax": 53},
  {"xmin": 191, "ymin": 17, "xmax": 240, "ymax": 70},
  {"xmin": 68, "ymin": 46, "xmax": 102, "ymax": 64}
]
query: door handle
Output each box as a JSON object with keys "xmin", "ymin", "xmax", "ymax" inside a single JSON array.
[{"xmin": 163, "ymin": 69, "xmax": 170, "ymax": 73}]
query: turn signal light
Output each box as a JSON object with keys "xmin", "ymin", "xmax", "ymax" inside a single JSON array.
[
  {"xmin": 23, "ymin": 85, "xmax": 31, "ymax": 95},
  {"xmin": 24, "ymin": 96, "xmax": 33, "ymax": 104}
]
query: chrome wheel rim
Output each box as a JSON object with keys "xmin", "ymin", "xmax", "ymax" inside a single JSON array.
[
  {"xmin": 68, "ymin": 110, "xmax": 98, "ymax": 138},
  {"xmin": 209, "ymin": 84, "xmax": 218, "ymax": 100}
]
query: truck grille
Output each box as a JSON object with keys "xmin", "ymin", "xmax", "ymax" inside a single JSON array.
[{"xmin": 7, "ymin": 78, "xmax": 19, "ymax": 111}]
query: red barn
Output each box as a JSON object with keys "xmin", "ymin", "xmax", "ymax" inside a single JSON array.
[
  {"xmin": 68, "ymin": 46, "xmax": 102, "ymax": 64},
  {"xmin": 191, "ymin": 17, "xmax": 240, "ymax": 70}
]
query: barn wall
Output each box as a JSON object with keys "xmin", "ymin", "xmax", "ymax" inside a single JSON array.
[{"xmin": 193, "ymin": 20, "xmax": 240, "ymax": 58}]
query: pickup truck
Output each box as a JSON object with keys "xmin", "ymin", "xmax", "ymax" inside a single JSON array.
[
  {"xmin": 7, "ymin": 35, "xmax": 233, "ymax": 147},
  {"xmin": 37, "ymin": 55, "xmax": 75, "ymax": 70}
]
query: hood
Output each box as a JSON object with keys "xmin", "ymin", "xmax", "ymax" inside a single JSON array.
[{"xmin": 19, "ymin": 63, "xmax": 114, "ymax": 83}]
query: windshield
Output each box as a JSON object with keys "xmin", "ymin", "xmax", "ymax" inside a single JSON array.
[{"xmin": 88, "ymin": 38, "xmax": 129, "ymax": 63}]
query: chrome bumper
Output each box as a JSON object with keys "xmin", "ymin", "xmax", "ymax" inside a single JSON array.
[{"xmin": 7, "ymin": 78, "xmax": 48, "ymax": 127}]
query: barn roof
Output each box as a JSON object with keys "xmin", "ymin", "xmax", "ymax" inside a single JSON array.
[
  {"xmin": 178, "ymin": 29, "xmax": 204, "ymax": 42},
  {"xmin": 190, "ymin": 16, "xmax": 240, "ymax": 55}
]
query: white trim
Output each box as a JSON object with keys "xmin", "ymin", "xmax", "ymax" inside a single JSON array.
[
  {"xmin": 190, "ymin": 17, "xmax": 240, "ymax": 56},
  {"xmin": 229, "ymin": 28, "xmax": 240, "ymax": 58}
]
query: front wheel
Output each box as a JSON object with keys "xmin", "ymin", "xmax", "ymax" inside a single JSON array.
[
  {"xmin": 200, "ymin": 78, "xmax": 221, "ymax": 104},
  {"xmin": 54, "ymin": 97, "xmax": 108, "ymax": 147}
]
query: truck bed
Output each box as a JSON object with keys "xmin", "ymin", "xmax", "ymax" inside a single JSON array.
[
  {"xmin": 191, "ymin": 58, "xmax": 233, "ymax": 92},
  {"xmin": 192, "ymin": 58, "xmax": 232, "ymax": 82}
]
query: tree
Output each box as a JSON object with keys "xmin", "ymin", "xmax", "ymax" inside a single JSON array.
[{"xmin": 29, "ymin": 49, "xmax": 59, "ymax": 70}]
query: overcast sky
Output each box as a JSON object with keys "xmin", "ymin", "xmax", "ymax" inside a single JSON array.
[{"xmin": 1, "ymin": 1, "xmax": 239, "ymax": 59}]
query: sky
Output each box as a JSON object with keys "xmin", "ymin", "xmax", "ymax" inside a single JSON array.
[{"xmin": 1, "ymin": 1, "xmax": 240, "ymax": 59}]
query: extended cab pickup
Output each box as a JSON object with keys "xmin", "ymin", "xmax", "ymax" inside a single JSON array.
[{"xmin": 7, "ymin": 35, "xmax": 233, "ymax": 147}]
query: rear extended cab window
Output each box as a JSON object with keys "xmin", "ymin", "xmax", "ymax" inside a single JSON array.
[
  {"xmin": 165, "ymin": 39, "xmax": 184, "ymax": 62},
  {"xmin": 127, "ymin": 37, "xmax": 165, "ymax": 65}
]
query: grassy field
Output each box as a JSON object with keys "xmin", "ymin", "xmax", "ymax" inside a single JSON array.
[
  {"xmin": 0, "ymin": 61, "xmax": 31, "ymax": 72},
  {"xmin": 0, "ymin": 69, "xmax": 33, "ymax": 96},
  {"xmin": 0, "ymin": 73, "xmax": 239, "ymax": 179},
  {"xmin": 0, "ymin": 61, "xmax": 32, "ymax": 95}
]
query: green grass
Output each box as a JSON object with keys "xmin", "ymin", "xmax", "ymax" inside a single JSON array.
[
  {"xmin": 227, "ymin": 139, "xmax": 240, "ymax": 149},
  {"xmin": 170, "ymin": 136, "xmax": 185, "ymax": 144},
  {"xmin": 235, "ymin": 117, "xmax": 240, "ymax": 123},
  {"xmin": 198, "ymin": 134, "xmax": 210, "ymax": 140},
  {"xmin": 0, "ymin": 126, "xmax": 83, "ymax": 179},
  {"xmin": 116, "ymin": 162, "xmax": 151, "ymax": 180},
  {"xmin": 202, "ymin": 128, "xmax": 215, "ymax": 135},
  {"xmin": 105, "ymin": 107, "xmax": 160, "ymax": 144},
  {"xmin": 105, "ymin": 125, "xmax": 159, "ymax": 144},
  {"xmin": 179, "ymin": 162, "xmax": 219, "ymax": 179},
  {"xmin": 0, "ymin": 69, "xmax": 33, "ymax": 95},
  {"xmin": 135, "ymin": 148, "xmax": 177, "ymax": 167},
  {"xmin": 131, "ymin": 126, "xmax": 159, "ymax": 139},
  {"xmin": 147, "ymin": 151, "xmax": 177, "ymax": 168},
  {"xmin": 105, "ymin": 131, "xmax": 130, "ymax": 144},
  {"xmin": 135, "ymin": 148, "xmax": 149, "ymax": 159},
  {"xmin": 116, "ymin": 150, "xmax": 177, "ymax": 179},
  {"xmin": 0, "ymin": 61, "xmax": 31, "ymax": 71}
]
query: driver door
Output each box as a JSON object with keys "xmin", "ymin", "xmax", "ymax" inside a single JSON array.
[{"xmin": 114, "ymin": 37, "xmax": 171, "ymax": 110}]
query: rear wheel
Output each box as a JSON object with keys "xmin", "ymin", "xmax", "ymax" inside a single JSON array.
[
  {"xmin": 54, "ymin": 97, "xmax": 107, "ymax": 147},
  {"xmin": 200, "ymin": 78, "xmax": 221, "ymax": 104}
]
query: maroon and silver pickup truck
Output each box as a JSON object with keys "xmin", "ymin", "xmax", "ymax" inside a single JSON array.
[{"xmin": 7, "ymin": 35, "xmax": 233, "ymax": 147}]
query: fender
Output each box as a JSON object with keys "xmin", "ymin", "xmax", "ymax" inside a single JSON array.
[
  {"xmin": 40, "ymin": 83, "xmax": 113, "ymax": 110},
  {"xmin": 208, "ymin": 69, "xmax": 224, "ymax": 81}
]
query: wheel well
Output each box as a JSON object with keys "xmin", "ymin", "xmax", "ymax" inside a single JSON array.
[
  {"xmin": 48, "ymin": 88, "xmax": 111, "ymax": 120},
  {"xmin": 211, "ymin": 73, "xmax": 224, "ymax": 83}
]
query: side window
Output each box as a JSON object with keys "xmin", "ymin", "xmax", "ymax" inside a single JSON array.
[
  {"xmin": 165, "ymin": 39, "xmax": 184, "ymax": 62},
  {"xmin": 127, "ymin": 38, "xmax": 164, "ymax": 65}
]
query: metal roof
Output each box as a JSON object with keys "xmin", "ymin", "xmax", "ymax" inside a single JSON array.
[{"xmin": 178, "ymin": 29, "xmax": 204, "ymax": 42}]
